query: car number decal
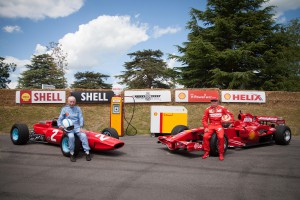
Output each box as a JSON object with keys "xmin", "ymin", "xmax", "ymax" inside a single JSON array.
[
  {"xmin": 51, "ymin": 129, "xmax": 59, "ymax": 142},
  {"xmin": 95, "ymin": 134, "xmax": 109, "ymax": 141}
]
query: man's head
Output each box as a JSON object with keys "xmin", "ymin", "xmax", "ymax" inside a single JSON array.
[
  {"xmin": 67, "ymin": 96, "xmax": 76, "ymax": 107},
  {"xmin": 210, "ymin": 97, "xmax": 219, "ymax": 107}
]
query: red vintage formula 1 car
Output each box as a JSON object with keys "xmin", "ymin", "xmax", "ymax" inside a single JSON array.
[
  {"xmin": 158, "ymin": 111, "xmax": 292, "ymax": 156},
  {"xmin": 10, "ymin": 119, "xmax": 125, "ymax": 157}
]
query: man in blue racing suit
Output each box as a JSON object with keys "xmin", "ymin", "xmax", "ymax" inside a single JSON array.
[{"xmin": 58, "ymin": 96, "xmax": 91, "ymax": 162}]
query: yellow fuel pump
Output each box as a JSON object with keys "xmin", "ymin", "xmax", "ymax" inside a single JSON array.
[
  {"xmin": 110, "ymin": 96, "xmax": 124, "ymax": 137},
  {"xmin": 110, "ymin": 85, "xmax": 124, "ymax": 137}
]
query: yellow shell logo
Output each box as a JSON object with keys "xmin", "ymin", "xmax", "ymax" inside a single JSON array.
[
  {"xmin": 21, "ymin": 93, "xmax": 31, "ymax": 102},
  {"xmin": 154, "ymin": 112, "xmax": 158, "ymax": 116},
  {"xmin": 178, "ymin": 92, "xmax": 186, "ymax": 100},
  {"xmin": 248, "ymin": 130, "xmax": 256, "ymax": 140},
  {"xmin": 224, "ymin": 93, "xmax": 231, "ymax": 100}
]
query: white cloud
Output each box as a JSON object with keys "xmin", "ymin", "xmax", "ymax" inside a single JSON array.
[
  {"xmin": 2, "ymin": 25, "xmax": 21, "ymax": 33},
  {"xmin": 59, "ymin": 15, "xmax": 149, "ymax": 69},
  {"xmin": 153, "ymin": 26, "xmax": 181, "ymax": 38},
  {"xmin": 34, "ymin": 44, "xmax": 48, "ymax": 55},
  {"xmin": 264, "ymin": 0, "xmax": 300, "ymax": 20},
  {"xmin": 0, "ymin": 0, "xmax": 84, "ymax": 20}
]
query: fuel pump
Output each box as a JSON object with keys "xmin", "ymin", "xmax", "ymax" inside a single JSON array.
[
  {"xmin": 110, "ymin": 85, "xmax": 124, "ymax": 137},
  {"xmin": 110, "ymin": 85, "xmax": 137, "ymax": 137}
]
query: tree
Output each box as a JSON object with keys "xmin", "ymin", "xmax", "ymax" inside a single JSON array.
[
  {"xmin": 71, "ymin": 71, "xmax": 111, "ymax": 89},
  {"xmin": 116, "ymin": 49, "xmax": 175, "ymax": 89},
  {"xmin": 47, "ymin": 42, "xmax": 68, "ymax": 88},
  {"xmin": 0, "ymin": 57, "xmax": 16, "ymax": 88},
  {"xmin": 171, "ymin": 0, "xmax": 300, "ymax": 91},
  {"xmin": 18, "ymin": 54, "xmax": 66, "ymax": 88}
]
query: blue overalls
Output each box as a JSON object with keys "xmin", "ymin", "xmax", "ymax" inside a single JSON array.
[{"xmin": 57, "ymin": 105, "xmax": 90, "ymax": 154}]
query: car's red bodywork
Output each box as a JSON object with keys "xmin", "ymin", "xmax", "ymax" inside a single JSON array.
[
  {"xmin": 31, "ymin": 120, "xmax": 124, "ymax": 151},
  {"xmin": 158, "ymin": 112, "xmax": 291, "ymax": 153}
]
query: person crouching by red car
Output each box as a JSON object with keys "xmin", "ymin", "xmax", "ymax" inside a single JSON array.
[{"xmin": 201, "ymin": 97, "xmax": 234, "ymax": 161}]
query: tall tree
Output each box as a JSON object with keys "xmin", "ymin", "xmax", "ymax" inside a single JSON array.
[
  {"xmin": 47, "ymin": 42, "xmax": 68, "ymax": 88},
  {"xmin": 0, "ymin": 57, "xmax": 16, "ymax": 88},
  {"xmin": 71, "ymin": 71, "xmax": 111, "ymax": 89},
  {"xmin": 116, "ymin": 49, "xmax": 175, "ymax": 89},
  {"xmin": 171, "ymin": 0, "xmax": 300, "ymax": 91},
  {"xmin": 18, "ymin": 54, "xmax": 66, "ymax": 88}
]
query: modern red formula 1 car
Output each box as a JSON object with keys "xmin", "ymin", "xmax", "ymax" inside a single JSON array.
[
  {"xmin": 10, "ymin": 119, "xmax": 125, "ymax": 157},
  {"xmin": 158, "ymin": 111, "xmax": 292, "ymax": 156}
]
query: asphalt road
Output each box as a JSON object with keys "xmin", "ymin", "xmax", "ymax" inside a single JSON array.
[{"xmin": 0, "ymin": 134, "xmax": 300, "ymax": 200}]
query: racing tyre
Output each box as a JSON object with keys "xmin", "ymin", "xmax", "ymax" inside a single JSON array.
[
  {"xmin": 10, "ymin": 124, "xmax": 29, "ymax": 145},
  {"xmin": 102, "ymin": 128, "xmax": 119, "ymax": 139},
  {"xmin": 60, "ymin": 134, "xmax": 80, "ymax": 157},
  {"xmin": 171, "ymin": 125, "xmax": 189, "ymax": 136},
  {"xmin": 209, "ymin": 133, "xmax": 228, "ymax": 157},
  {"xmin": 274, "ymin": 126, "xmax": 292, "ymax": 145}
]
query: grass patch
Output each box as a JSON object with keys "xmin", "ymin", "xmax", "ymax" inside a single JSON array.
[{"xmin": 0, "ymin": 102, "xmax": 299, "ymax": 136}]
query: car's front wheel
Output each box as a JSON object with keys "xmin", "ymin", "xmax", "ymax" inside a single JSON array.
[
  {"xmin": 171, "ymin": 125, "xmax": 189, "ymax": 136},
  {"xmin": 102, "ymin": 128, "xmax": 119, "ymax": 139},
  {"xmin": 60, "ymin": 134, "xmax": 81, "ymax": 157}
]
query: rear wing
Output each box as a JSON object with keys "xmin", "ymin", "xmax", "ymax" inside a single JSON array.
[{"xmin": 256, "ymin": 116, "xmax": 285, "ymax": 125}]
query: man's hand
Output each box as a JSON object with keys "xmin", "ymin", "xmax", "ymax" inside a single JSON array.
[
  {"xmin": 204, "ymin": 128, "xmax": 209, "ymax": 132},
  {"xmin": 59, "ymin": 126, "xmax": 64, "ymax": 130}
]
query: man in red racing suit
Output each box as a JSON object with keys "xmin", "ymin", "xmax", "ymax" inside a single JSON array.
[{"xmin": 201, "ymin": 97, "xmax": 234, "ymax": 161}]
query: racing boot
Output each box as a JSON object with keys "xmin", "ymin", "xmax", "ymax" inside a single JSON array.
[
  {"xmin": 202, "ymin": 151, "xmax": 209, "ymax": 159},
  {"xmin": 219, "ymin": 154, "xmax": 224, "ymax": 161},
  {"xmin": 86, "ymin": 152, "xmax": 91, "ymax": 161},
  {"xmin": 70, "ymin": 154, "xmax": 76, "ymax": 162}
]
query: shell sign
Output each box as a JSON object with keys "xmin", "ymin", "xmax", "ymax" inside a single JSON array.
[
  {"xmin": 16, "ymin": 91, "xmax": 66, "ymax": 104},
  {"xmin": 175, "ymin": 90, "xmax": 219, "ymax": 102},
  {"xmin": 221, "ymin": 91, "xmax": 266, "ymax": 103}
]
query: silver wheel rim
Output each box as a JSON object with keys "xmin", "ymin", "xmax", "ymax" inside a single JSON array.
[{"xmin": 284, "ymin": 130, "xmax": 291, "ymax": 141}]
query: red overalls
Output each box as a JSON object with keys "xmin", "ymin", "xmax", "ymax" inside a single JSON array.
[{"xmin": 202, "ymin": 105, "xmax": 234, "ymax": 154}]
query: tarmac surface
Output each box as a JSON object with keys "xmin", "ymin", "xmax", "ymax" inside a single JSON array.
[{"xmin": 0, "ymin": 134, "xmax": 300, "ymax": 200}]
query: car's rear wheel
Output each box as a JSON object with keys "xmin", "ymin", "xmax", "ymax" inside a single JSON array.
[
  {"xmin": 171, "ymin": 125, "xmax": 189, "ymax": 136},
  {"xmin": 209, "ymin": 133, "xmax": 228, "ymax": 157},
  {"xmin": 60, "ymin": 134, "xmax": 80, "ymax": 157},
  {"xmin": 274, "ymin": 126, "xmax": 292, "ymax": 145},
  {"xmin": 10, "ymin": 124, "xmax": 29, "ymax": 145},
  {"xmin": 102, "ymin": 128, "xmax": 119, "ymax": 139}
]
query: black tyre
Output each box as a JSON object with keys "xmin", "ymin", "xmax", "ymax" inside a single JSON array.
[
  {"xmin": 10, "ymin": 124, "xmax": 29, "ymax": 145},
  {"xmin": 102, "ymin": 128, "xmax": 119, "ymax": 139},
  {"xmin": 60, "ymin": 134, "xmax": 81, "ymax": 157},
  {"xmin": 171, "ymin": 125, "xmax": 189, "ymax": 136},
  {"xmin": 274, "ymin": 126, "xmax": 292, "ymax": 145},
  {"xmin": 209, "ymin": 133, "xmax": 228, "ymax": 157}
]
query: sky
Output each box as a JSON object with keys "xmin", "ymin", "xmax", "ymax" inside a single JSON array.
[{"xmin": 1, "ymin": 0, "xmax": 300, "ymax": 89}]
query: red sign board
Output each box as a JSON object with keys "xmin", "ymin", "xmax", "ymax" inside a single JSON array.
[{"xmin": 175, "ymin": 90, "xmax": 219, "ymax": 102}]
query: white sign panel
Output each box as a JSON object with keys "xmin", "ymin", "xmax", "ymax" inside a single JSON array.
[
  {"xmin": 16, "ymin": 90, "xmax": 66, "ymax": 103},
  {"xmin": 124, "ymin": 90, "xmax": 171, "ymax": 103},
  {"xmin": 221, "ymin": 91, "xmax": 266, "ymax": 103}
]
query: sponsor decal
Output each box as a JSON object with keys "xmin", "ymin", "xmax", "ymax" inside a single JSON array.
[
  {"xmin": 257, "ymin": 117, "xmax": 278, "ymax": 122},
  {"xmin": 17, "ymin": 91, "xmax": 66, "ymax": 104},
  {"xmin": 71, "ymin": 91, "xmax": 114, "ymax": 103},
  {"xmin": 124, "ymin": 90, "xmax": 171, "ymax": 103},
  {"xmin": 221, "ymin": 91, "xmax": 266, "ymax": 103},
  {"xmin": 20, "ymin": 91, "xmax": 32, "ymax": 103},
  {"xmin": 248, "ymin": 130, "xmax": 256, "ymax": 140},
  {"xmin": 209, "ymin": 113, "xmax": 222, "ymax": 117},
  {"xmin": 175, "ymin": 90, "xmax": 219, "ymax": 102}
]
